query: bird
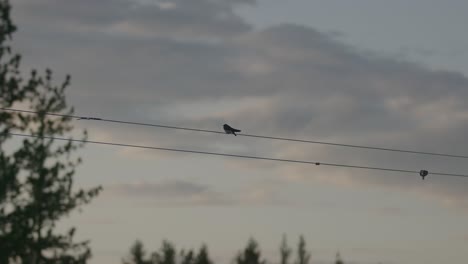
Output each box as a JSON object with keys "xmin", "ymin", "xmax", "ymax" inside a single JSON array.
[
  {"xmin": 420, "ymin": 170, "xmax": 428, "ymax": 180},
  {"xmin": 223, "ymin": 124, "xmax": 241, "ymax": 136}
]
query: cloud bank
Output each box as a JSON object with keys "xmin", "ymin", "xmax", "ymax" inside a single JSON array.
[{"xmin": 12, "ymin": 0, "xmax": 468, "ymax": 209}]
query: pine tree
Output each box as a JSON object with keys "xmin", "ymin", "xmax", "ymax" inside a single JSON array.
[
  {"xmin": 235, "ymin": 238, "xmax": 266, "ymax": 264},
  {"xmin": 123, "ymin": 240, "xmax": 151, "ymax": 264},
  {"xmin": 294, "ymin": 236, "xmax": 310, "ymax": 264},
  {"xmin": 0, "ymin": 0, "xmax": 102, "ymax": 262},
  {"xmin": 180, "ymin": 249, "xmax": 195, "ymax": 264},
  {"xmin": 279, "ymin": 235, "xmax": 291, "ymax": 264},
  {"xmin": 334, "ymin": 252, "xmax": 343, "ymax": 264},
  {"xmin": 194, "ymin": 244, "xmax": 212, "ymax": 264},
  {"xmin": 152, "ymin": 240, "xmax": 177, "ymax": 264}
]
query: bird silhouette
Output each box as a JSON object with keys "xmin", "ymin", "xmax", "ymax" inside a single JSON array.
[
  {"xmin": 223, "ymin": 124, "xmax": 241, "ymax": 136},
  {"xmin": 420, "ymin": 170, "xmax": 428, "ymax": 180}
]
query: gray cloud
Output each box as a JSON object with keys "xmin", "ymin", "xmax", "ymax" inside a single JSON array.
[
  {"xmin": 14, "ymin": 0, "xmax": 254, "ymax": 38},
  {"xmin": 108, "ymin": 180, "xmax": 232, "ymax": 206},
  {"xmin": 106, "ymin": 179, "xmax": 288, "ymax": 206},
  {"xmin": 11, "ymin": 0, "xmax": 468, "ymax": 209},
  {"xmin": 111, "ymin": 180, "xmax": 209, "ymax": 197},
  {"xmin": 370, "ymin": 206, "xmax": 405, "ymax": 216}
]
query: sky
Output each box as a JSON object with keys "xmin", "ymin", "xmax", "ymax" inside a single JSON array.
[{"xmin": 8, "ymin": 0, "xmax": 468, "ymax": 263}]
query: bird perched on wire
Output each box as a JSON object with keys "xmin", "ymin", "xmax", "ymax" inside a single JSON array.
[
  {"xmin": 223, "ymin": 124, "xmax": 241, "ymax": 136},
  {"xmin": 420, "ymin": 170, "xmax": 428, "ymax": 180}
]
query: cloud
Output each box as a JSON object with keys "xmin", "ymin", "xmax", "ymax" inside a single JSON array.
[
  {"xmin": 11, "ymin": 0, "xmax": 468, "ymax": 210},
  {"xmin": 370, "ymin": 206, "xmax": 405, "ymax": 216},
  {"xmin": 14, "ymin": 0, "xmax": 255, "ymax": 39},
  {"xmin": 107, "ymin": 180, "xmax": 233, "ymax": 206},
  {"xmin": 106, "ymin": 179, "xmax": 287, "ymax": 206}
]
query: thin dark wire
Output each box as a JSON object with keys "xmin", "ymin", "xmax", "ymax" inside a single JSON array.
[
  {"xmin": 2, "ymin": 107, "xmax": 468, "ymax": 159},
  {"xmin": 7, "ymin": 132, "xmax": 468, "ymax": 178},
  {"xmin": 0, "ymin": 108, "xmax": 226, "ymax": 134}
]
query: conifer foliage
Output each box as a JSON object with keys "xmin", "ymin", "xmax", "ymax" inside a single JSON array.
[{"xmin": 0, "ymin": 0, "xmax": 102, "ymax": 262}]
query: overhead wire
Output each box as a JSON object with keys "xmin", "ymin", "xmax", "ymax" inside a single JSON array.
[
  {"xmin": 2, "ymin": 108, "xmax": 468, "ymax": 159},
  {"xmin": 7, "ymin": 132, "xmax": 468, "ymax": 179}
]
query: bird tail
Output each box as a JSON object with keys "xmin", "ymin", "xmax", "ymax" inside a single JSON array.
[{"xmin": 233, "ymin": 129, "xmax": 241, "ymax": 132}]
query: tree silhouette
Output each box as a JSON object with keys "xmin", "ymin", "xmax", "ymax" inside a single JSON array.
[
  {"xmin": 123, "ymin": 240, "xmax": 151, "ymax": 264},
  {"xmin": 279, "ymin": 235, "xmax": 291, "ymax": 264},
  {"xmin": 335, "ymin": 252, "xmax": 343, "ymax": 264},
  {"xmin": 0, "ymin": 0, "xmax": 101, "ymax": 262},
  {"xmin": 294, "ymin": 236, "xmax": 310, "ymax": 264},
  {"xmin": 121, "ymin": 238, "xmax": 353, "ymax": 264},
  {"xmin": 194, "ymin": 244, "xmax": 212, "ymax": 264},
  {"xmin": 180, "ymin": 249, "xmax": 195, "ymax": 264},
  {"xmin": 235, "ymin": 238, "xmax": 266, "ymax": 264},
  {"xmin": 124, "ymin": 240, "xmax": 215, "ymax": 264},
  {"xmin": 152, "ymin": 240, "xmax": 177, "ymax": 264}
]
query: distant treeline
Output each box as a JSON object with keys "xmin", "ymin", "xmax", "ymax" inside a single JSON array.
[{"xmin": 122, "ymin": 236, "xmax": 345, "ymax": 264}]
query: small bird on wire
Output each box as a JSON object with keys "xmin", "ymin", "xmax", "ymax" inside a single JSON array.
[
  {"xmin": 420, "ymin": 170, "xmax": 429, "ymax": 180},
  {"xmin": 223, "ymin": 124, "xmax": 241, "ymax": 136}
]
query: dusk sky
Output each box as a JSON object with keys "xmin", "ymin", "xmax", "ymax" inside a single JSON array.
[{"xmin": 10, "ymin": 0, "xmax": 468, "ymax": 263}]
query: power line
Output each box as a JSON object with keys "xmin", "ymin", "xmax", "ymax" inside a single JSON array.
[
  {"xmin": 2, "ymin": 107, "xmax": 468, "ymax": 159},
  {"xmin": 7, "ymin": 132, "xmax": 468, "ymax": 179}
]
